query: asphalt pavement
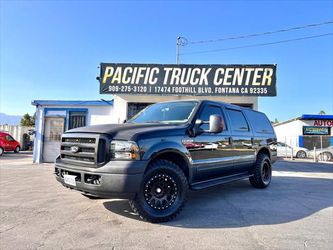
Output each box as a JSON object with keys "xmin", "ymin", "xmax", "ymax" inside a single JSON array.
[{"xmin": 0, "ymin": 152, "xmax": 332, "ymax": 250}]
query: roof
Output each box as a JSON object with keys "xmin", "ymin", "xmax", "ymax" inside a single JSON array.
[
  {"xmin": 274, "ymin": 114, "xmax": 333, "ymax": 127},
  {"xmin": 300, "ymin": 114, "xmax": 333, "ymax": 120},
  {"xmin": 31, "ymin": 99, "xmax": 113, "ymax": 107}
]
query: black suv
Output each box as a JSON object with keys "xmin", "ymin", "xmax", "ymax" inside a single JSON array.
[{"xmin": 55, "ymin": 100, "xmax": 277, "ymax": 222}]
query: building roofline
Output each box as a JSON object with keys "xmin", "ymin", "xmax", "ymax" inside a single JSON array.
[
  {"xmin": 31, "ymin": 99, "xmax": 113, "ymax": 107},
  {"xmin": 300, "ymin": 114, "xmax": 333, "ymax": 120},
  {"xmin": 274, "ymin": 114, "xmax": 333, "ymax": 127}
]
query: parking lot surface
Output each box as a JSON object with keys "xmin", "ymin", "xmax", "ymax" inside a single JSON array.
[{"xmin": 0, "ymin": 153, "xmax": 332, "ymax": 250}]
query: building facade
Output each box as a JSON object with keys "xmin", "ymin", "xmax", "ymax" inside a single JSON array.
[
  {"xmin": 32, "ymin": 100, "xmax": 114, "ymax": 163},
  {"xmin": 273, "ymin": 114, "xmax": 333, "ymax": 150}
]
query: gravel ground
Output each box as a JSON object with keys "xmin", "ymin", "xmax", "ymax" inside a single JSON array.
[{"xmin": 0, "ymin": 152, "xmax": 332, "ymax": 250}]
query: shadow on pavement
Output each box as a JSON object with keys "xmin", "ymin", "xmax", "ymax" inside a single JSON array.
[
  {"xmin": 103, "ymin": 175, "xmax": 333, "ymax": 228},
  {"xmin": 274, "ymin": 159, "xmax": 333, "ymax": 173},
  {"xmin": 0, "ymin": 151, "xmax": 33, "ymax": 160}
]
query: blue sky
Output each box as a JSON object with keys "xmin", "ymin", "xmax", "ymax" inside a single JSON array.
[{"xmin": 1, "ymin": 0, "xmax": 332, "ymax": 122}]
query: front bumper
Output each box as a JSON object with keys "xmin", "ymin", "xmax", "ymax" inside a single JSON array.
[{"xmin": 55, "ymin": 158, "xmax": 148, "ymax": 199}]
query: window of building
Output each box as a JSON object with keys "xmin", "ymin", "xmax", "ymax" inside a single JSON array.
[
  {"xmin": 68, "ymin": 111, "xmax": 86, "ymax": 130},
  {"xmin": 226, "ymin": 109, "xmax": 249, "ymax": 131}
]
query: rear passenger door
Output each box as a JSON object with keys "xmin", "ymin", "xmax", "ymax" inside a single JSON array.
[{"xmin": 225, "ymin": 108, "xmax": 255, "ymax": 172}]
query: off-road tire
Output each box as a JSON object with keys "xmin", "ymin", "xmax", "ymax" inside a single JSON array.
[
  {"xmin": 129, "ymin": 159, "xmax": 188, "ymax": 223},
  {"xmin": 14, "ymin": 146, "xmax": 20, "ymax": 153},
  {"xmin": 296, "ymin": 150, "xmax": 306, "ymax": 158},
  {"xmin": 0, "ymin": 147, "xmax": 3, "ymax": 156},
  {"xmin": 249, "ymin": 153, "xmax": 272, "ymax": 188}
]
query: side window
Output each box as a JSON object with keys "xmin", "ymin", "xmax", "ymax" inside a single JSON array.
[
  {"xmin": 226, "ymin": 109, "xmax": 249, "ymax": 131},
  {"xmin": 198, "ymin": 105, "xmax": 225, "ymax": 131},
  {"xmin": 68, "ymin": 112, "xmax": 86, "ymax": 130},
  {"xmin": 5, "ymin": 135, "xmax": 14, "ymax": 141},
  {"xmin": 244, "ymin": 110, "xmax": 274, "ymax": 134}
]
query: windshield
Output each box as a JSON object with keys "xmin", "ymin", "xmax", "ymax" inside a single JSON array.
[{"xmin": 128, "ymin": 101, "xmax": 198, "ymax": 124}]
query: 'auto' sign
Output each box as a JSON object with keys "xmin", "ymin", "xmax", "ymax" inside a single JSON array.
[{"xmin": 99, "ymin": 63, "xmax": 277, "ymax": 96}]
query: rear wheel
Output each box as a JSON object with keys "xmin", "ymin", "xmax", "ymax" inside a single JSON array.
[
  {"xmin": 129, "ymin": 159, "xmax": 188, "ymax": 223},
  {"xmin": 320, "ymin": 152, "xmax": 332, "ymax": 162},
  {"xmin": 296, "ymin": 150, "xmax": 306, "ymax": 158},
  {"xmin": 14, "ymin": 146, "xmax": 20, "ymax": 153},
  {"xmin": 0, "ymin": 147, "xmax": 3, "ymax": 156},
  {"xmin": 249, "ymin": 153, "xmax": 272, "ymax": 188}
]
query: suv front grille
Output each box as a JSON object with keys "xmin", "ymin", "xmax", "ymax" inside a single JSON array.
[
  {"xmin": 62, "ymin": 138, "xmax": 96, "ymax": 144},
  {"xmin": 60, "ymin": 133, "xmax": 107, "ymax": 166}
]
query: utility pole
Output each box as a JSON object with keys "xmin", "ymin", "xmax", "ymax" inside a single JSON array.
[
  {"xmin": 176, "ymin": 36, "xmax": 188, "ymax": 65},
  {"xmin": 176, "ymin": 37, "xmax": 180, "ymax": 65}
]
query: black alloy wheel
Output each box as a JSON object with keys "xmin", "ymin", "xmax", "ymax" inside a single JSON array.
[
  {"xmin": 250, "ymin": 153, "xmax": 272, "ymax": 188},
  {"xmin": 129, "ymin": 159, "xmax": 188, "ymax": 223},
  {"xmin": 144, "ymin": 173, "xmax": 178, "ymax": 210},
  {"xmin": 261, "ymin": 161, "xmax": 271, "ymax": 185}
]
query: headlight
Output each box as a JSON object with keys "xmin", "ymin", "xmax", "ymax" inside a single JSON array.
[{"xmin": 110, "ymin": 140, "xmax": 139, "ymax": 160}]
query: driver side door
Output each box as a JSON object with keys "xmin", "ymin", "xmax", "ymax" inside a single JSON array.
[{"xmin": 187, "ymin": 104, "xmax": 233, "ymax": 182}]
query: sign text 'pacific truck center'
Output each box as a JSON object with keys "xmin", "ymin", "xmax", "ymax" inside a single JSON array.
[{"xmin": 99, "ymin": 63, "xmax": 277, "ymax": 96}]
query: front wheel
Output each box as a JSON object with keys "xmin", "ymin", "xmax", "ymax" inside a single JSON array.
[
  {"xmin": 296, "ymin": 150, "xmax": 307, "ymax": 158},
  {"xmin": 14, "ymin": 146, "xmax": 20, "ymax": 153},
  {"xmin": 249, "ymin": 153, "xmax": 272, "ymax": 188},
  {"xmin": 129, "ymin": 159, "xmax": 188, "ymax": 223},
  {"xmin": 0, "ymin": 147, "xmax": 3, "ymax": 156}
]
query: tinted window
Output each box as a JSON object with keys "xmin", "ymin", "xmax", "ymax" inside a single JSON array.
[
  {"xmin": 226, "ymin": 109, "xmax": 249, "ymax": 131},
  {"xmin": 198, "ymin": 105, "xmax": 225, "ymax": 130},
  {"xmin": 244, "ymin": 110, "xmax": 274, "ymax": 133},
  {"xmin": 129, "ymin": 101, "xmax": 198, "ymax": 124}
]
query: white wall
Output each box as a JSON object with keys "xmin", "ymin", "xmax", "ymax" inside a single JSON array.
[{"xmin": 274, "ymin": 120, "xmax": 303, "ymax": 147}]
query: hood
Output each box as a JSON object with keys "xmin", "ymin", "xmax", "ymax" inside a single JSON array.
[{"xmin": 66, "ymin": 123, "xmax": 188, "ymax": 140}]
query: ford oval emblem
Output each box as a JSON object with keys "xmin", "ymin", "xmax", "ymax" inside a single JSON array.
[{"xmin": 70, "ymin": 146, "xmax": 79, "ymax": 153}]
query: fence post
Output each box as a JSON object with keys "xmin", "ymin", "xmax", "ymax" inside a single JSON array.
[
  {"xmin": 291, "ymin": 147, "xmax": 294, "ymax": 160},
  {"xmin": 313, "ymin": 147, "xmax": 317, "ymax": 162}
]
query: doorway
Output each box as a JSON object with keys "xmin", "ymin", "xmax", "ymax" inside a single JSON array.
[{"xmin": 42, "ymin": 117, "xmax": 65, "ymax": 163}]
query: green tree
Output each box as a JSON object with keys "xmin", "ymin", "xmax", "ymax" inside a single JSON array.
[
  {"xmin": 20, "ymin": 113, "xmax": 35, "ymax": 127},
  {"xmin": 271, "ymin": 118, "xmax": 279, "ymax": 124},
  {"xmin": 319, "ymin": 110, "xmax": 326, "ymax": 115}
]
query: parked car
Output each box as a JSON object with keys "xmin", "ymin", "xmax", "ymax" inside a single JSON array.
[
  {"xmin": 308, "ymin": 146, "xmax": 333, "ymax": 162},
  {"xmin": 55, "ymin": 100, "xmax": 277, "ymax": 222},
  {"xmin": 0, "ymin": 132, "xmax": 21, "ymax": 156},
  {"xmin": 276, "ymin": 142, "xmax": 308, "ymax": 158}
]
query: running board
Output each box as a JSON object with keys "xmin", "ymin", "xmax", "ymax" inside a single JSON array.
[{"xmin": 190, "ymin": 173, "xmax": 252, "ymax": 190}]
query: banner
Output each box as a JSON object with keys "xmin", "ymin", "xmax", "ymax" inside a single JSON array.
[
  {"xmin": 99, "ymin": 63, "xmax": 277, "ymax": 96},
  {"xmin": 303, "ymin": 126, "xmax": 330, "ymax": 135}
]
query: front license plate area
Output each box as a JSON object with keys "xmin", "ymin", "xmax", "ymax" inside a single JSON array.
[{"xmin": 64, "ymin": 175, "xmax": 77, "ymax": 186}]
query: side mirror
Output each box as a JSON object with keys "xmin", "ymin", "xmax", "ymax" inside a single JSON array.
[{"xmin": 209, "ymin": 115, "xmax": 223, "ymax": 133}]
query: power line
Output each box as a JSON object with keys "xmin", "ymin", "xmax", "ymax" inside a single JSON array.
[
  {"xmin": 181, "ymin": 33, "xmax": 333, "ymax": 55},
  {"xmin": 189, "ymin": 20, "xmax": 333, "ymax": 44}
]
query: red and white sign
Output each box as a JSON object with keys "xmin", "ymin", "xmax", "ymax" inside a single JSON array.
[{"xmin": 313, "ymin": 120, "xmax": 333, "ymax": 127}]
